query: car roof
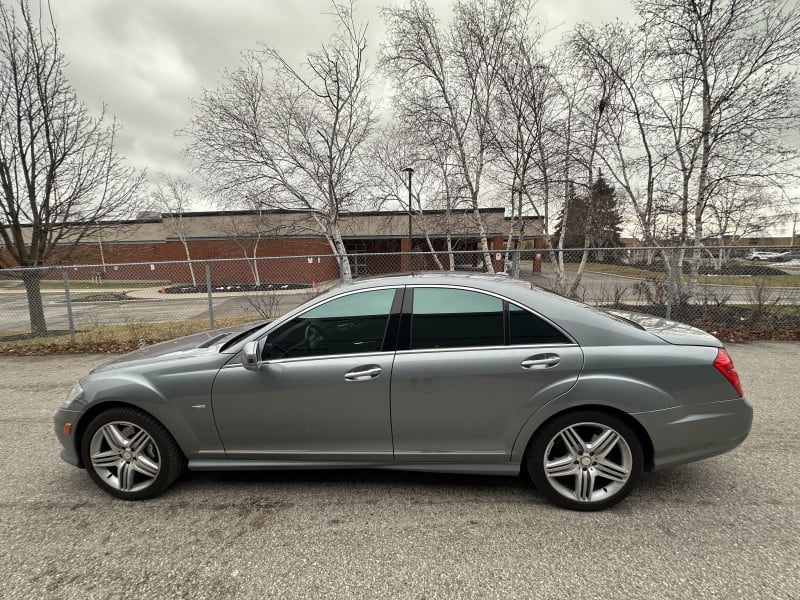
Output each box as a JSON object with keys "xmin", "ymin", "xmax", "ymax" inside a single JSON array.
[
  {"xmin": 341, "ymin": 271, "xmax": 532, "ymax": 289},
  {"xmin": 307, "ymin": 272, "xmax": 659, "ymax": 347}
]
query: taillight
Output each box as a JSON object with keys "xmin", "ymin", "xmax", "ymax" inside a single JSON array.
[{"xmin": 713, "ymin": 348, "xmax": 743, "ymax": 397}]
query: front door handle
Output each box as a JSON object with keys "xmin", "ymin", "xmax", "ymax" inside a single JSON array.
[
  {"xmin": 344, "ymin": 365, "xmax": 382, "ymax": 381},
  {"xmin": 521, "ymin": 353, "xmax": 560, "ymax": 369}
]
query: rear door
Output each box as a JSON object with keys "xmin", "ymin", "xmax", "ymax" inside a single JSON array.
[{"xmin": 390, "ymin": 286, "xmax": 584, "ymax": 463}]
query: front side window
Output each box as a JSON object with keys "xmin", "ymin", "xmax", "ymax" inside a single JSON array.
[
  {"xmin": 410, "ymin": 288, "xmax": 504, "ymax": 349},
  {"xmin": 263, "ymin": 288, "xmax": 395, "ymax": 359}
]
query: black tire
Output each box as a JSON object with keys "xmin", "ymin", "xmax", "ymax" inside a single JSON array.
[
  {"xmin": 80, "ymin": 407, "xmax": 184, "ymax": 500},
  {"xmin": 525, "ymin": 410, "xmax": 643, "ymax": 511}
]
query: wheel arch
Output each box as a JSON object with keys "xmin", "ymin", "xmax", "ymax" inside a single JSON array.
[
  {"xmin": 515, "ymin": 404, "xmax": 655, "ymax": 472},
  {"xmin": 73, "ymin": 401, "xmax": 184, "ymax": 469}
]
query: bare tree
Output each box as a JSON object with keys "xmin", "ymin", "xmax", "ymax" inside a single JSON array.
[
  {"xmin": 186, "ymin": 1, "xmax": 375, "ymax": 281},
  {"xmin": 573, "ymin": 21, "xmax": 705, "ymax": 314},
  {"xmin": 573, "ymin": 24, "xmax": 667, "ymax": 248},
  {"xmin": 382, "ymin": 0, "xmax": 531, "ymax": 273},
  {"xmin": 213, "ymin": 210, "xmax": 273, "ymax": 287},
  {"xmin": 151, "ymin": 175, "xmax": 197, "ymax": 286},
  {"xmin": 705, "ymin": 182, "xmax": 792, "ymax": 264},
  {"xmin": 367, "ymin": 120, "xmax": 472, "ymax": 270},
  {"xmin": 0, "ymin": 1, "xmax": 144, "ymax": 335},
  {"xmin": 637, "ymin": 0, "xmax": 800, "ymax": 284}
]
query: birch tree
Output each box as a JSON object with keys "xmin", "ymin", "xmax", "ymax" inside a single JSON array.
[
  {"xmin": 382, "ymin": 0, "xmax": 530, "ymax": 273},
  {"xmin": 152, "ymin": 175, "xmax": 197, "ymax": 286},
  {"xmin": 637, "ymin": 0, "xmax": 800, "ymax": 287},
  {"xmin": 186, "ymin": 1, "xmax": 375, "ymax": 281}
]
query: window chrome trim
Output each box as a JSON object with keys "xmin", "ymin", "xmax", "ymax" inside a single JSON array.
[
  {"xmin": 395, "ymin": 343, "xmax": 577, "ymax": 356},
  {"xmin": 405, "ymin": 283, "xmax": 578, "ymax": 346},
  {"xmin": 223, "ymin": 350, "xmax": 397, "ymax": 368}
]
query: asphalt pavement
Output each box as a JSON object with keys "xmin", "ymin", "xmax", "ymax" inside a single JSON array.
[{"xmin": 1, "ymin": 343, "xmax": 798, "ymax": 599}]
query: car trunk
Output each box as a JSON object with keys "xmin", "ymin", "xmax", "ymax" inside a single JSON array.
[{"xmin": 606, "ymin": 310, "xmax": 723, "ymax": 347}]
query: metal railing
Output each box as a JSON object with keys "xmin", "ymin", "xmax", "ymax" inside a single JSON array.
[{"xmin": 1, "ymin": 246, "xmax": 798, "ymax": 344}]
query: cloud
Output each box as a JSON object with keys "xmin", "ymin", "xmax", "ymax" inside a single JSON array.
[{"xmin": 48, "ymin": 0, "xmax": 637, "ymax": 183}]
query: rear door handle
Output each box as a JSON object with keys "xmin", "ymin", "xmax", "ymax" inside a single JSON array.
[
  {"xmin": 344, "ymin": 366, "xmax": 382, "ymax": 381},
  {"xmin": 521, "ymin": 353, "xmax": 560, "ymax": 369}
]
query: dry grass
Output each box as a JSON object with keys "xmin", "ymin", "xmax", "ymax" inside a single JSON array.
[
  {"xmin": 0, "ymin": 316, "xmax": 254, "ymax": 356},
  {"xmin": 575, "ymin": 262, "xmax": 800, "ymax": 287}
]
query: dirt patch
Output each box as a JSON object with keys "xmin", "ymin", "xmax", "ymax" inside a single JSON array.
[
  {"xmin": 162, "ymin": 283, "xmax": 310, "ymax": 294},
  {"xmin": 70, "ymin": 292, "xmax": 135, "ymax": 302}
]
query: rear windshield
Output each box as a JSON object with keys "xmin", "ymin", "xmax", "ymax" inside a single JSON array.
[{"xmin": 529, "ymin": 286, "xmax": 646, "ymax": 331}]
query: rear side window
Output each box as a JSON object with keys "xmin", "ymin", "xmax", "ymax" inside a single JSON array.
[
  {"xmin": 509, "ymin": 304, "xmax": 570, "ymax": 345},
  {"xmin": 410, "ymin": 288, "xmax": 504, "ymax": 349}
]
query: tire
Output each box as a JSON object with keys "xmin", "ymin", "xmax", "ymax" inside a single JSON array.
[
  {"xmin": 525, "ymin": 410, "xmax": 643, "ymax": 511},
  {"xmin": 80, "ymin": 407, "xmax": 184, "ymax": 500}
]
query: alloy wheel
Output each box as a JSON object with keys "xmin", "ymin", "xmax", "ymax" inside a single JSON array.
[
  {"xmin": 543, "ymin": 422, "xmax": 633, "ymax": 504},
  {"xmin": 88, "ymin": 420, "xmax": 161, "ymax": 493}
]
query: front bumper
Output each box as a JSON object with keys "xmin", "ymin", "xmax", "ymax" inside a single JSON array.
[
  {"xmin": 53, "ymin": 408, "xmax": 83, "ymax": 468},
  {"xmin": 633, "ymin": 397, "xmax": 753, "ymax": 471}
]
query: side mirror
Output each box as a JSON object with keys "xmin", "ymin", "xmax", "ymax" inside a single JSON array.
[{"xmin": 242, "ymin": 340, "xmax": 261, "ymax": 371}]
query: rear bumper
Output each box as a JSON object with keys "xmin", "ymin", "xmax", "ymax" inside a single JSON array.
[{"xmin": 633, "ymin": 397, "xmax": 753, "ymax": 471}]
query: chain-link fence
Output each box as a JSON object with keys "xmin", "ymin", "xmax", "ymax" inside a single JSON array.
[{"xmin": 1, "ymin": 246, "xmax": 799, "ymax": 346}]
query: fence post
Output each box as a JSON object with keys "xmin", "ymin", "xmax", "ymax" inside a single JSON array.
[
  {"xmin": 205, "ymin": 261, "xmax": 215, "ymax": 330},
  {"xmin": 666, "ymin": 247, "xmax": 678, "ymax": 321},
  {"xmin": 62, "ymin": 269, "xmax": 76, "ymax": 344}
]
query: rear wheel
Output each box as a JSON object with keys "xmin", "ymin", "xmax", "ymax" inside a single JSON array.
[
  {"xmin": 80, "ymin": 407, "xmax": 183, "ymax": 500},
  {"xmin": 526, "ymin": 410, "xmax": 643, "ymax": 511}
]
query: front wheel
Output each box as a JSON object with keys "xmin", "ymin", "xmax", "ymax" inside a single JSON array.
[
  {"xmin": 526, "ymin": 410, "xmax": 643, "ymax": 511},
  {"xmin": 80, "ymin": 407, "xmax": 184, "ymax": 500}
]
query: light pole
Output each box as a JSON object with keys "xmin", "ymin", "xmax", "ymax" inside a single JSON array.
[{"xmin": 401, "ymin": 167, "xmax": 414, "ymax": 257}]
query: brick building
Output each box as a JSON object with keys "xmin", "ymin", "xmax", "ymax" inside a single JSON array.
[{"xmin": 2, "ymin": 208, "xmax": 544, "ymax": 285}]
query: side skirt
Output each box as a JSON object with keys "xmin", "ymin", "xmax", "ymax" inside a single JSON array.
[{"xmin": 188, "ymin": 459, "xmax": 521, "ymax": 477}]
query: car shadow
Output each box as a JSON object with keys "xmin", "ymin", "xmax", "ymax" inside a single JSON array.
[
  {"xmin": 179, "ymin": 468, "xmax": 530, "ymax": 492},
  {"xmin": 169, "ymin": 460, "xmax": 732, "ymax": 508}
]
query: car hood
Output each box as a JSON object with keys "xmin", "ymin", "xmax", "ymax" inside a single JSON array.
[
  {"xmin": 90, "ymin": 321, "xmax": 267, "ymax": 374},
  {"xmin": 607, "ymin": 310, "xmax": 723, "ymax": 347}
]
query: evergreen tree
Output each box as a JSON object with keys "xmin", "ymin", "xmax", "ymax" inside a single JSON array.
[
  {"xmin": 552, "ymin": 183, "xmax": 587, "ymax": 250},
  {"xmin": 552, "ymin": 173, "xmax": 623, "ymax": 261},
  {"xmin": 586, "ymin": 172, "xmax": 623, "ymax": 250}
]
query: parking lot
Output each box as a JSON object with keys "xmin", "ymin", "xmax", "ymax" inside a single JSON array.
[{"xmin": 1, "ymin": 343, "xmax": 798, "ymax": 599}]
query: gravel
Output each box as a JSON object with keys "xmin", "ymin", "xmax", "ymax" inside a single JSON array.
[{"xmin": 0, "ymin": 343, "xmax": 797, "ymax": 599}]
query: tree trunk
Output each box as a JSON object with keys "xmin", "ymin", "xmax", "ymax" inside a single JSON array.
[
  {"xmin": 328, "ymin": 222, "xmax": 353, "ymax": 282},
  {"xmin": 446, "ymin": 235, "xmax": 455, "ymax": 271},
  {"xmin": 472, "ymin": 200, "xmax": 494, "ymax": 274},
  {"xmin": 21, "ymin": 269, "xmax": 47, "ymax": 336},
  {"xmin": 568, "ymin": 234, "xmax": 592, "ymax": 298},
  {"xmin": 689, "ymin": 82, "xmax": 713, "ymax": 298},
  {"xmin": 423, "ymin": 234, "xmax": 444, "ymax": 270},
  {"xmin": 181, "ymin": 241, "xmax": 197, "ymax": 286}
]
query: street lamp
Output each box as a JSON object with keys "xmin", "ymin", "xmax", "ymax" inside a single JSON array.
[{"xmin": 401, "ymin": 167, "xmax": 414, "ymax": 257}]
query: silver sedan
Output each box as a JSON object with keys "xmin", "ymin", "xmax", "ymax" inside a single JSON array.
[{"xmin": 54, "ymin": 273, "xmax": 752, "ymax": 510}]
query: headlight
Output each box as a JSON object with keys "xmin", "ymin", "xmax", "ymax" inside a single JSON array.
[{"xmin": 61, "ymin": 382, "xmax": 84, "ymax": 408}]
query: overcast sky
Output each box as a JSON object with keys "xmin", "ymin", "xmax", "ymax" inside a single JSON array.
[{"xmin": 48, "ymin": 0, "xmax": 637, "ymax": 188}]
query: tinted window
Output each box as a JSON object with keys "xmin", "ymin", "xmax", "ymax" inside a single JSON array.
[
  {"xmin": 264, "ymin": 289, "xmax": 395, "ymax": 359},
  {"xmin": 411, "ymin": 288, "xmax": 504, "ymax": 349},
  {"xmin": 509, "ymin": 304, "xmax": 570, "ymax": 345}
]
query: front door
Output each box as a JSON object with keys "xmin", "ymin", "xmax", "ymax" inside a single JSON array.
[{"xmin": 212, "ymin": 287, "xmax": 400, "ymax": 461}]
